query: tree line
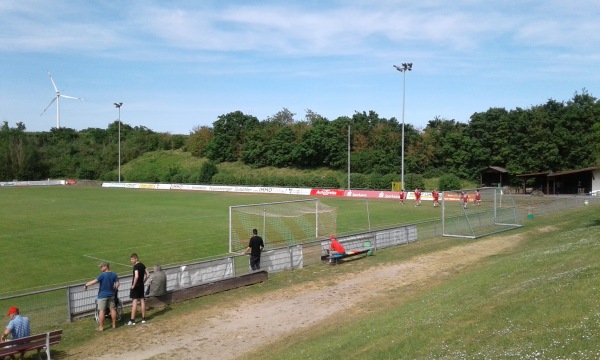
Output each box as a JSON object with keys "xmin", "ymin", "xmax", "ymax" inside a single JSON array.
[{"xmin": 2, "ymin": 90, "xmax": 599, "ymax": 187}]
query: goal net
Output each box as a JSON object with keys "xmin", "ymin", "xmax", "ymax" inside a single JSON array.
[
  {"xmin": 441, "ymin": 187, "xmax": 522, "ymax": 239},
  {"xmin": 229, "ymin": 198, "xmax": 337, "ymax": 253}
]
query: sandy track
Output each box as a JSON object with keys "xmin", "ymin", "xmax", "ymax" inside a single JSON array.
[{"xmin": 65, "ymin": 234, "xmax": 522, "ymax": 359}]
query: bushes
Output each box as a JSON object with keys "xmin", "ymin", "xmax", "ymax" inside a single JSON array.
[{"xmin": 438, "ymin": 173, "xmax": 461, "ymax": 191}]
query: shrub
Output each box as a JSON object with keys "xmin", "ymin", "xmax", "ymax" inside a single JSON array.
[
  {"xmin": 404, "ymin": 173, "xmax": 425, "ymax": 190},
  {"xmin": 198, "ymin": 161, "xmax": 218, "ymax": 184},
  {"xmin": 438, "ymin": 173, "xmax": 462, "ymax": 191}
]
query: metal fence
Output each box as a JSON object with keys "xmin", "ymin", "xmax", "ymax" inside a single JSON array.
[{"xmin": 1, "ymin": 194, "xmax": 596, "ymax": 331}]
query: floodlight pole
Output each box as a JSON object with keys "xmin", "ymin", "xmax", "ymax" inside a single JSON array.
[
  {"xmin": 114, "ymin": 102, "xmax": 123, "ymax": 183},
  {"xmin": 347, "ymin": 124, "xmax": 351, "ymax": 190},
  {"xmin": 393, "ymin": 63, "xmax": 412, "ymax": 190}
]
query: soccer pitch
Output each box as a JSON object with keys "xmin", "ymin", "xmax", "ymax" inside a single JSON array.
[{"xmin": 1, "ymin": 186, "xmax": 459, "ymax": 296}]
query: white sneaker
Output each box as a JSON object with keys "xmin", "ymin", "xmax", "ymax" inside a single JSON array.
[
  {"xmin": 141, "ymin": 318, "xmax": 146, "ymax": 324},
  {"xmin": 126, "ymin": 320, "xmax": 135, "ymax": 326}
]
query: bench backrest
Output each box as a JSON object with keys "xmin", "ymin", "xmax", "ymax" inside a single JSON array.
[{"xmin": 0, "ymin": 330, "xmax": 62, "ymax": 357}]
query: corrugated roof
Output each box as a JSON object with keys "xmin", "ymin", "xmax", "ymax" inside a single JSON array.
[
  {"xmin": 548, "ymin": 167, "xmax": 599, "ymax": 177},
  {"xmin": 480, "ymin": 166, "xmax": 508, "ymax": 173},
  {"xmin": 516, "ymin": 172, "xmax": 550, "ymax": 177}
]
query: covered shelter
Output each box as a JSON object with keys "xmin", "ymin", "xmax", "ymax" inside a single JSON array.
[
  {"xmin": 479, "ymin": 166, "xmax": 509, "ymax": 187},
  {"xmin": 548, "ymin": 167, "xmax": 598, "ymax": 195},
  {"xmin": 516, "ymin": 167, "xmax": 599, "ymax": 195},
  {"xmin": 516, "ymin": 171, "xmax": 551, "ymax": 194}
]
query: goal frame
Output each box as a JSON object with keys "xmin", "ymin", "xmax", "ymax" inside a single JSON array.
[
  {"xmin": 229, "ymin": 198, "xmax": 331, "ymax": 253},
  {"xmin": 441, "ymin": 187, "xmax": 523, "ymax": 239}
]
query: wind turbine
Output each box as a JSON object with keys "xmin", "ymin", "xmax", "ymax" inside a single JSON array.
[{"xmin": 40, "ymin": 72, "xmax": 84, "ymax": 129}]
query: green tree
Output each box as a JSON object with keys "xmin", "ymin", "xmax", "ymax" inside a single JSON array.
[{"xmin": 206, "ymin": 111, "xmax": 259, "ymax": 162}]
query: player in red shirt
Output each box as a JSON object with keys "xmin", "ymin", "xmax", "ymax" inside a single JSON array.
[
  {"xmin": 414, "ymin": 188, "xmax": 421, "ymax": 207},
  {"xmin": 474, "ymin": 189, "xmax": 482, "ymax": 206},
  {"xmin": 432, "ymin": 189, "xmax": 440, "ymax": 207},
  {"xmin": 399, "ymin": 189, "xmax": 406, "ymax": 204},
  {"xmin": 328, "ymin": 236, "xmax": 346, "ymax": 264},
  {"xmin": 461, "ymin": 191, "xmax": 469, "ymax": 209}
]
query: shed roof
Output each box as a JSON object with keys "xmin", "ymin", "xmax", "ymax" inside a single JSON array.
[
  {"xmin": 548, "ymin": 167, "xmax": 599, "ymax": 177},
  {"xmin": 480, "ymin": 166, "xmax": 508, "ymax": 173}
]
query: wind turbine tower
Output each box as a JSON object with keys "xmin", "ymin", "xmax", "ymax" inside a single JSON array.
[{"xmin": 40, "ymin": 72, "xmax": 84, "ymax": 129}]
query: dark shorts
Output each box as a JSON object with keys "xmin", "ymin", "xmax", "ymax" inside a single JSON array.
[
  {"xmin": 250, "ymin": 255, "xmax": 261, "ymax": 271},
  {"xmin": 130, "ymin": 287, "xmax": 145, "ymax": 299}
]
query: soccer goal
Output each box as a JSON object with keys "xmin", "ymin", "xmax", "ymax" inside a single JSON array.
[
  {"xmin": 229, "ymin": 198, "xmax": 337, "ymax": 253},
  {"xmin": 441, "ymin": 187, "xmax": 523, "ymax": 239}
]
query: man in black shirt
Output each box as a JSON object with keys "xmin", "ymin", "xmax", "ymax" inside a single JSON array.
[{"xmin": 242, "ymin": 229, "xmax": 264, "ymax": 271}]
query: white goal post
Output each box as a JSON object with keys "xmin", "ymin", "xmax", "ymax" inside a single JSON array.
[
  {"xmin": 229, "ymin": 198, "xmax": 337, "ymax": 253},
  {"xmin": 441, "ymin": 187, "xmax": 523, "ymax": 239}
]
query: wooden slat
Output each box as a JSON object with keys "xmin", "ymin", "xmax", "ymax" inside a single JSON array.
[{"xmin": 0, "ymin": 330, "xmax": 62, "ymax": 357}]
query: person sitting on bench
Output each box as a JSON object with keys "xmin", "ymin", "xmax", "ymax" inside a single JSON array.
[
  {"xmin": 2, "ymin": 306, "xmax": 30, "ymax": 360},
  {"xmin": 328, "ymin": 236, "xmax": 346, "ymax": 263}
]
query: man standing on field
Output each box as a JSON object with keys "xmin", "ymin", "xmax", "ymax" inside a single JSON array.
[
  {"xmin": 242, "ymin": 229, "xmax": 264, "ymax": 271},
  {"xmin": 127, "ymin": 253, "xmax": 149, "ymax": 325}
]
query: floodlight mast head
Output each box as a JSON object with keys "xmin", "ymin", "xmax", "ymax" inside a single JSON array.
[
  {"xmin": 115, "ymin": 102, "xmax": 123, "ymax": 183},
  {"xmin": 393, "ymin": 63, "xmax": 412, "ymax": 72},
  {"xmin": 393, "ymin": 62, "xmax": 413, "ymax": 192}
]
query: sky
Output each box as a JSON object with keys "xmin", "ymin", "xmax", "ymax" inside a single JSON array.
[{"xmin": 1, "ymin": 1, "xmax": 599, "ymax": 135}]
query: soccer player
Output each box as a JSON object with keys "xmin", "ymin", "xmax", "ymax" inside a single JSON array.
[
  {"xmin": 461, "ymin": 191, "xmax": 469, "ymax": 209},
  {"xmin": 474, "ymin": 189, "xmax": 482, "ymax": 206},
  {"xmin": 432, "ymin": 189, "xmax": 440, "ymax": 207},
  {"xmin": 399, "ymin": 189, "xmax": 406, "ymax": 204},
  {"xmin": 414, "ymin": 188, "xmax": 421, "ymax": 207}
]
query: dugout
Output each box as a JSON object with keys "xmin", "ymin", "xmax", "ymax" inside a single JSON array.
[{"xmin": 479, "ymin": 166, "xmax": 509, "ymax": 187}]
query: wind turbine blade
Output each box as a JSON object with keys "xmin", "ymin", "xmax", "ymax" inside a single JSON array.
[
  {"xmin": 41, "ymin": 97, "xmax": 57, "ymax": 115},
  {"xmin": 61, "ymin": 94, "xmax": 84, "ymax": 101},
  {"xmin": 47, "ymin": 72, "xmax": 58, "ymax": 93}
]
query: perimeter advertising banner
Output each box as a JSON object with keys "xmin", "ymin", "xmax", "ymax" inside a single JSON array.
[{"xmin": 101, "ymin": 182, "xmax": 462, "ymax": 201}]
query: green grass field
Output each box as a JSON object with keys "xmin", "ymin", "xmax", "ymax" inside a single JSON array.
[
  {"xmin": 1, "ymin": 186, "xmax": 457, "ymax": 295},
  {"xmin": 240, "ymin": 202, "xmax": 600, "ymax": 359},
  {"xmin": 3, "ymin": 185, "xmax": 597, "ymax": 358}
]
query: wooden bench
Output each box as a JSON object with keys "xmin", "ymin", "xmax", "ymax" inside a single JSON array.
[
  {"xmin": 326, "ymin": 247, "xmax": 374, "ymax": 265},
  {"xmin": 0, "ymin": 329, "xmax": 62, "ymax": 360}
]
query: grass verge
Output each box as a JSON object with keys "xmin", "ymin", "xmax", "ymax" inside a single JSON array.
[{"xmin": 238, "ymin": 204, "xmax": 600, "ymax": 359}]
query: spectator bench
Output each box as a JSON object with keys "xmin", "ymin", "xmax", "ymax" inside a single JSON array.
[
  {"xmin": 325, "ymin": 241, "xmax": 375, "ymax": 265},
  {"xmin": 0, "ymin": 329, "xmax": 62, "ymax": 360}
]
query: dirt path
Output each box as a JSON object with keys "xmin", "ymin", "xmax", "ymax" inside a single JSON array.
[{"xmin": 65, "ymin": 234, "xmax": 523, "ymax": 360}]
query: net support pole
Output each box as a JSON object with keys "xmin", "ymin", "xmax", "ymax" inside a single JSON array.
[
  {"xmin": 263, "ymin": 208, "xmax": 267, "ymax": 245},
  {"xmin": 315, "ymin": 199, "xmax": 319, "ymax": 239},
  {"xmin": 228, "ymin": 206, "xmax": 233, "ymax": 253},
  {"xmin": 441, "ymin": 191, "xmax": 445, "ymax": 234},
  {"xmin": 494, "ymin": 188, "xmax": 498, "ymax": 225}
]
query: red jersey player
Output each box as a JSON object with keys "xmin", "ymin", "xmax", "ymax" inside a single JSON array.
[
  {"xmin": 432, "ymin": 189, "xmax": 439, "ymax": 207},
  {"xmin": 474, "ymin": 189, "xmax": 482, "ymax": 206},
  {"xmin": 399, "ymin": 189, "xmax": 407, "ymax": 204},
  {"xmin": 414, "ymin": 188, "xmax": 421, "ymax": 207},
  {"xmin": 461, "ymin": 191, "xmax": 469, "ymax": 209}
]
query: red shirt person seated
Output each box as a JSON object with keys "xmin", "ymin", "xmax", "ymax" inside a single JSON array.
[{"xmin": 329, "ymin": 236, "xmax": 346, "ymax": 254}]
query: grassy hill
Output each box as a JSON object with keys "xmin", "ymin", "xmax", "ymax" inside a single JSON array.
[{"xmin": 119, "ymin": 149, "xmax": 477, "ymax": 189}]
